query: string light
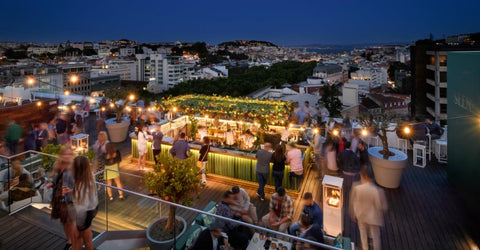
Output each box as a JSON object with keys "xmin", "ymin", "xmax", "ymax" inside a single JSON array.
[
  {"xmin": 404, "ymin": 127, "xmax": 410, "ymax": 134},
  {"xmin": 361, "ymin": 129, "xmax": 368, "ymax": 136},
  {"xmin": 110, "ymin": 103, "xmax": 115, "ymax": 108},
  {"xmin": 333, "ymin": 129, "xmax": 339, "ymax": 136},
  {"xmin": 36, "ymin": 101, "xmax": 42, "ymax": 107}
]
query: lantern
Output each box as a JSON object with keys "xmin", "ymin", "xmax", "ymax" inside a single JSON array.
[
  {"xmin": 322, "ymin": 175, "xmax": 344, "ymax": 236},
  {"xmin": 70, "ymin": 133, "xmax": 89, "ymax": 153}
]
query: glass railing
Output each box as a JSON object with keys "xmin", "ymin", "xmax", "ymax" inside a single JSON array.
[
  {"xmin": 0, "ymin": 150, "xmax": 59, "ymax": 214},
  {"xmin": 93, "ymin": 169, "xmax": 350, "ymax": 250}
]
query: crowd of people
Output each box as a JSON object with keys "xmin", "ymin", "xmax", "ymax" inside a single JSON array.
[{"xmin": 47, "ymin": 147, "xmax": 98, "ymax": 250}]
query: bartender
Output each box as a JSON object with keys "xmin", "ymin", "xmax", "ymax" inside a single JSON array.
[
  {"xmin": 197, "ymin": 126, "xmax": 208, "ymax": 141},
  {"xmin": 281, "ymin": 125, "xmax": 291, "ymax": 143},
  {"xmin": 240, "ymin": 129, "xmax": 255, "ymax": 149},
  {"xmin": 224, "ymin": 124, "xmax": 236, "ymax": 147}
]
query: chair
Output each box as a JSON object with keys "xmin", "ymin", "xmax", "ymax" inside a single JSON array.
[
  {"xmin": 435, "ymin": 140, "xmax": 447, "ymax": 163},
  {"xmin": 413, "ymin": 143, "xmax": 427, "ymax": 168}
]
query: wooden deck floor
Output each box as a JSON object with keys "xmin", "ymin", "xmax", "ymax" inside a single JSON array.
[{"xmin": 0, "ymin": 146, "xmax": 479, "ymax": 250}]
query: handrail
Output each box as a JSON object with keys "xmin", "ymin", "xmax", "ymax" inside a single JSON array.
[
  {"xmin": 0, "ymin": 149, "xmax": 59, "ymax": 160},
  {"xmin": 95, "ymin": 171, "xmax": 343, "ymax": 250}
]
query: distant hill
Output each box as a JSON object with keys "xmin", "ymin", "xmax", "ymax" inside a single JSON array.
[{"xmin": 219, "ymin": 40, "xmax": 277, "ymax": 47}]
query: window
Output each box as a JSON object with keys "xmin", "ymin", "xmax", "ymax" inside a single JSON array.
[
  {"xmin": 428, "ymin": 55, "xmax": 435, "ymax": 65},
  {"xmin": 440, "ymin": 72, "xmax": 447, "ymax": 82},
  {"xmin": 426, "ymin": 69, "xmax": 435, "ymax": 80},
  {"xmin": 439, "ymin": 55, "xmax": 447, "ymax": 66},
  {"xmin": 440, "ymin": 88, "xmax": 447, "ymax": 98},
  {"xmin": 440, "ymin": 104, "xmax": 447, "ymax": 113}
]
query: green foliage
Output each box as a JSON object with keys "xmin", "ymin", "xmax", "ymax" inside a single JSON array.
[
  {"xmin": 319, "ymin": 85, "xmax": 342, "ymax": 117},
  {"xmin": 78, "ymin": 148, "xmax": 96, "ymax": 162},
  {"xmin": 40, "ymin": 144, "xmax": 62, "ymax": 171},
  {"xmin": 163, "ymin": 61, "xmax": 317, "ymax": 97},
  {"xmin": 144, "ymin": 153, "xmax": 201, "ymax": 206},
  {"xmin": 188, "ymin": 115, "xmax": 199, "ymax": 140}
]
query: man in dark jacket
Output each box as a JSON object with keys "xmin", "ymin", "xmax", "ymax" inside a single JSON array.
[
  {"xmin": 294, "ymin": 214, "xmax": 325, "ymax": 249},
  {"xmin": 339, "ymin": 141, "xmax": 361, "ymax": 196},
  {"xmin": 192, "ymin": 221, "xmax": 229, "ymax": 250},
  {"xmin": 169, "ymin": 133, "xmax": 190, "ymax": 160}
]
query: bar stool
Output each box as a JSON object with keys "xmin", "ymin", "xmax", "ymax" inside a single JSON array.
[
  {"xmin": 413, "ymin": 143, "xmax": 427, "ymax": 168},
  {"xmin": 397, "ymin": 138, "xmax": 408, "ymax": 154},
  {"xmin": 435, "ymin": 140, "xmax": 447, "ymax": 163}
]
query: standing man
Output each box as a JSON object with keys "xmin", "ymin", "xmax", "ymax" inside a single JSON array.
[
  {"xmin": 151, "ymin": 126, "xmax": 163, "ymax": 165},
  {"xmin": 289, "ymin": 192, "xmax": 323, "ymax": 237},
  {"xmin": 255, "ymin": 143, "xmax": 273, "ymax": 201},
  {"xmin": 230, "ymin": 186, "xmax": 258, "ymax": 224},
  {"xmin": 358, "ymin": 140, "xmax": 370, "ymax": 167},
  {"xmin": 56, "ymin": 114, "xmax": 68, "ymax": 145},
  {"xmin": 4, "ymin": 120, "xmax": 22, "ymax": 155},
  {"xmin": 261, "ymin": 187, "xmax": 294, "ymax": 233},
  {"xmin": 350, "ymin": 166, "xmax": 387, "ymax": 250},
  {"xmin": 338, "ymin": 141, "xmax": 361, "ymax": 194},
  {"xmin": 308, "ymin": 127, "xmax": 323, "ymax": 179},
  {"xmin": 169, "ymin": 132, "xmax": 190, "ymax": 160}
]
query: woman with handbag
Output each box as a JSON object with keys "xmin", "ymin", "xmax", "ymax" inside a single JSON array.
[
  {"xmin": 92, "ymin": 131, "xmax": 109, "ymax": 183},
  {"xmin": 104, "ymin": 143, "xmax": 125, "ymax": 201},
  {"xmin": 46, "ymin": 147, "xmax": 76, "ymax": 250},
  {"xmin": 72, "ymin": 156, "xmax": 98, "ymax": 250},
  {"xmin": 198, "ymin": 136, "xmax": 210, "ymax": 186}
]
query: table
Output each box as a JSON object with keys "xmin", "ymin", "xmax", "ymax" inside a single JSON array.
[{"xmin": 247, "ymin": 232, "xmax": 292, "ymax": 250}]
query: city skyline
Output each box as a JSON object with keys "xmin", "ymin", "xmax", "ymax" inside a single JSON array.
[{"xmin": 1, "ymin": 0, "xmax": 480, "ymax": 45}]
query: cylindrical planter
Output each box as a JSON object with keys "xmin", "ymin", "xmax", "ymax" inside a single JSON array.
[
  {"xmin": 146, "ymin": 216, "xmax": 187, "ymax": 250},
  {"xmin": 105, "ymin": 117, "xmax": 130, "ymax": 143},
  {"xmin": 368, "ymin": 147, "xmax": 408, "ymax": 189}
]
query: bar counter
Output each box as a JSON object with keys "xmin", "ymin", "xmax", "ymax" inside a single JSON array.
[{"xmin": 131, "ymin": 137, "xmax": 312, "ymax": 190}]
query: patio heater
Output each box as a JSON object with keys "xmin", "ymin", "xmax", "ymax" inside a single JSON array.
[{"xmin": 322, "ymin": 175, "xmax": 344, "ymax": 236}]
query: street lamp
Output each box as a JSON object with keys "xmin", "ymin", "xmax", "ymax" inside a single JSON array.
[
  {"xmin": 64, "ymin": 90, "xmax": 70, "ymax": 96},
  {"xmin": 70, "ymin": 75, "xmax": 79, "ymax": 84},
  {"xmin": 27, "ymin": 77, "xmax": 35, "ymax": 86},
  {"xmin": 128, "ymin": 94, "xmax": 135, "ymax": 101}
]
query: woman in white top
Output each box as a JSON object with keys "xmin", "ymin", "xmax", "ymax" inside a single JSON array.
[
  {"xmin": 325, "ymin": 139, "xmax": 339, "ymax": 175},
  {"xmin": 72, "ymin": 156, "xmax": 98, "ymax": 250},
  {"xmin": 137, "ymin": 123, "xmax": 148, "ymax": 171},
  {"xmin": 224, "ymin": 128, "xmax": 235, "ymax": 147},
  {"xmin": 92, "ymin": 131, "xmax": 109, "ymax": 183}
]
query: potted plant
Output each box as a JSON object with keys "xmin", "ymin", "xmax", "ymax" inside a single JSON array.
[
  {"xmin": 360, "ymin": 113, "xmax": 408, "ymax": 189},
  {"xmin": 188, "ymin": 115, "xmax": 199, "ymax": 142},
  {"xmin": 40, "ymin": 144, "xmax": 62, "ymax": 171},
  {"xmin": 144, "ymin": 153, "xmax": 201, "ymax": 250},
  {"xmin": 103, "ymin": 87, "xmax": 136, "ymax": 143}
]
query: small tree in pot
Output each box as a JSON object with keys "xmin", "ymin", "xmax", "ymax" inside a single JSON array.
[
  {"xmin": 359, "ymin": 112, "xmax": 408, "ymax": 189},
  {"xmin": 144, "ymin": 153, "xmax": 201, "ymax": 238},
  {"xmin": 359, "ymin": 112, "xmax": 398, "ymax": 159},
  {"xmin": 103, "ymin": 86, "xmax": 137, "ymax": 123}
]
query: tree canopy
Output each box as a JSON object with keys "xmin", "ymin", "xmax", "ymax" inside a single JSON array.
[{"xmin": 162, "ymin": 61, "xmax": 317, "ymax": 97}]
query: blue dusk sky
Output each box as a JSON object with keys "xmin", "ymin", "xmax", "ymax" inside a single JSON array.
[{"xmin": 1, "ymin": 0, "xmax": 479, "ymax": 45}]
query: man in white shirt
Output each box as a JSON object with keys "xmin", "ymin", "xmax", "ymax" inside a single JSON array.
[
  {"xmin": 230, "ymin": 186, "xmax": 258, "ymax": 224},
  {"xmin": 281, "ymin": 125, "xmax": 291, "ymax": 143},
  {"xmin": 349, "ymin": 166, "xmax": 388, "ymax": 250}
]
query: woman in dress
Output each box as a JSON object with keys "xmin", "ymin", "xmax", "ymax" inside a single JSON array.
[
  {"xmin": 137, "ymin": 123, "xmax": 148, "ymax": 171},
  {"xmin": 93, "ymin": 131, "xmax": 109, "ymax": 183},
  {"xmin": 72, "ymin": 156, "xmax": 98, "ymax": 250},
  {"xmin": 104, "ymin": 143, "xmax": 125, "ymax": 201},
  {"xmin": 198, "ymin": 136, "xmax": 210, "ymax": 186},
  {"xmin": 285, "ymin": 142, "xmax": 304, "ymax": 189},
  {"xmin": 325, "ymin": 139, "xmax": 339, "ymax": 176},
  {"xmin": 46, "ymin": 147, "xmax": 76, "ymax": 250},
  {"xmin": 271, "ymin": 144, "xmax": 286, "ymax": 191}
]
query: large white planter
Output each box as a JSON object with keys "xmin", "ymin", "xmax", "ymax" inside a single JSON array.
[
  {"xmin": 147, "ymin": 216, "xmax": 187, "ymax": 250},
  {"xmin": 105, "ymin": 117, "xmax": 130, "ymax": 143},
  {"xmin": 368, "ymin": 147, "xmax": 408, "ymax": 189}
]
